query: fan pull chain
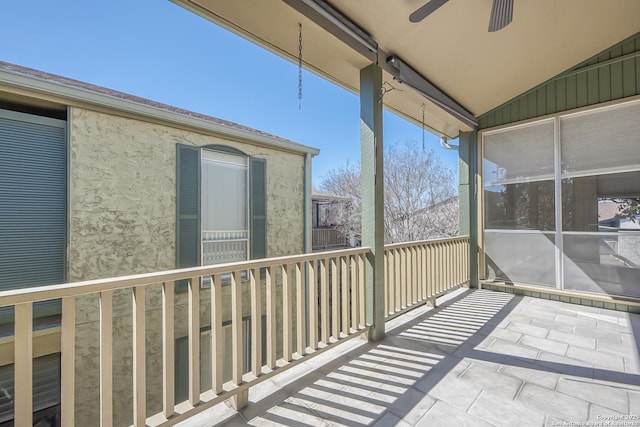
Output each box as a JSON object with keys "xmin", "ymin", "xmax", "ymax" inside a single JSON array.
[{"xmin": 298, "ymin": 23, "xmax": 303, "ymax": 110}]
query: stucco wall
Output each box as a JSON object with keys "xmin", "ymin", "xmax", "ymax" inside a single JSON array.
[{"xmin": 69, "ymin": 107, "xmax": 306, "ymax": 426}]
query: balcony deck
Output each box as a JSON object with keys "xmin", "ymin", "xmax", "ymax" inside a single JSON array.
[{"xmin": 187, "ymin": 288, "xmax": 640, "ymax": 426}]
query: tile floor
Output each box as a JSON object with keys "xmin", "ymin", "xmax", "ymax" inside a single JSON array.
[{"xmin": 179, "ymin": 288, "xmax": 640, "ymax": 426}]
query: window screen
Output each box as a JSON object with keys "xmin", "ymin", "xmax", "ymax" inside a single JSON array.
[
  {"xmin": 483, "ymin": 121, "xmax": 555, "ymax": 186},
  {"xmin": 561, "ymin": 102, "xmax": 640, "ymax": 178}
]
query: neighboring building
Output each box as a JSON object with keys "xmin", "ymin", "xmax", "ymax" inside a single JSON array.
[
  {"xmin": 311, "ymin": 191, "xmax": 351, "ymax": 250},
  {"xmin": 0, "ymin": 62, "xmax": 318, "ymax": 426}
]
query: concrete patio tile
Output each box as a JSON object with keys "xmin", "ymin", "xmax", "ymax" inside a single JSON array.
[
  {"xmin": 469, "ymin": 391, "xmax": 546, "ymax": 427},
  {"xmin": 517, "ymin": 383, "xmax": 590, "ymax": 421},
  {"xmin": 573, "ymin": 325, "xmax": 623, "ymax": 345},
  {"xmin": 326, "ymin": 370, "xmax": 406, "ymax": 400},
  {"xmin": 621, "ymin": 333, "xmax": 639, "ymax": 348},
  {"xmin": 536, "ymin": 352, "xmax": 595, "ymax": 379},
  {"xmin": 246, "ymin": 399, "xmax": 327, "ymax": 427},
  {"xmin": 521, "ymin": 335, "xmax": 569, "ymax": 356},
  {"xmin": 555, "ymin": 313, "xmax": 597, "ymax": 328},
  {"xmin": 597, "ymin": 338, "xmax": 640, "ymax": 358},
  {"xmin": 458, "ymin": 362, "xmax": 524, "ymax": 400},
  {"xmin": 293, "ymin": 389, "xmax": 386, "ymax": 425},
  {"xmin": 498, "ymin": 364, "xmax": 560, "ymax": 390},
  {"xmin": 596, "ymin": 320, "xmax": 633, "ymax": 334},
  {"xmin": 556, "ymin": 378, "xmax": 629, "ymax": 413},
  {"xmin": 501, "ymin": 314, "xmax": 537, "ymax": 326},
  {"xmin": 628, "ymin": 390, "xmax": 640, "ymax": 414},
  {"xmin": 312, "ymin": 378, "xmax": 396, "ymax": 407},
  {"xmin": 416, "ymin": 400, "xmax": 492, "ymax": 427},
  {"xmin": 387, "ymin": 388, "xmax": 437, "ymax": 424},
  {"xmin": 487, "ymin": 326, "xmax": 523, "ymax": 343},
  {"xmin": 372, "ymin": 412, "xmax": 412, "ymax": 427},
  {"xmin": 547, "ymin": 330, "xmax": 596, "ymax": 350},
  {"xmin": 623, "ymin": 355, "xmax": 640, "ymax": 374},
  {"xmin": 487, "ymin": 338, "xmax": 540, "ymax": 359},
  {"xmin": 518, "ymin": 308, "xmax": 559, "ymax": 322},
  {"xmin": 588, "ymin": 403, "xmax": 626, "ymax": 422},
  {"xmin": 567, "ymin": 346, "xmax": 625, "ymax": 371},
  {"xmin": 506, "ymin": 321, "xmax": 549, "ymax": 338},
  {"xmin": 531, "ymin": 318, "xmax": 576, "ymax": 334},
  {"xmin": 424, "ymin": 376, "xmax": 482, "ymax": 411}
]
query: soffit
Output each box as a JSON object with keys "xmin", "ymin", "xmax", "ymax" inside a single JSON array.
[{"xmin": 176, "ymin": 0, "xmax": 640, "ymax": 138}]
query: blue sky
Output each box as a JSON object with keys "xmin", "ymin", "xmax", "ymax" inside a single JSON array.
[{"xmin": 0, "ymin": 0, "xmax": 459, "ymax": 184}]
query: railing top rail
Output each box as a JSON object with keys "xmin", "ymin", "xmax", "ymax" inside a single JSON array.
[
  {"xmin": 0, "ymin": 247, "xmax": 371, "ymax": 308},
  {"xmin": 384, "ymin": 235, "xmax": 470, "ymax": 250}
]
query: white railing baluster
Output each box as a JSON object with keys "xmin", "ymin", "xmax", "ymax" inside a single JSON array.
[
  {"xmin": 350, "ymin": 255, "xmax": 358, "ymax": 330},
  {"xmin": 358, "ymin": 254, "xmax": 365, "ymax": 327},
  {"xmin": 231, "ymin": 270, "xmax": 243, "ymax": 384},
  {"xmin": 250, "ymin": 268, "xmax": 262, "ymax": 377},
  {"xmin": 14, "ymin": 302, "xmax": 33, "ymax": 427},
  {"xmin": 211, "ymin": 274, "xmax": 223, "ymax": 394},
  {"xmin": 162, "ymin": 281, "xmax": 175, "ymax": 418},
  {"xmin": 320, "ymin": 259, "xmax": 329, "ymax": 344},
  {"xmin": 132, "ymin": 286, "xmax": 146, "ymax": 426},
  {"xmin": 61, "ymin": 296, "xmax": 75, "ymax": 427},
  {"xmin": 282, "ymin": 264, "xmax": 292, "ymax": 361},
  {"xmin": 188, "ymin": 277, "xmax": 200, "ymax": 406},
  {"xmin": 266, "ymin": 266, "xmax": 276, "ymax": 369},
  {"xmin": 295, "ymin": 262, "xmax": 306, "ymax": 356},
  {"xmin": 100, "ymin": 291, "xmax": 113, "ymax": 427},
  {"xmin": 308, "ymin": 260, "xmax": 318, "ymax": 349},
  {"xmin": 330, "ymin": 257, "xmax": 339, "ymax": 340},
  {"xmin": 341, "ymin": 256, "xmax": 348, "ymax": 336},
  {"xmin": 384, "ymin": 251, "xmax": 390, "ymax": 315}
]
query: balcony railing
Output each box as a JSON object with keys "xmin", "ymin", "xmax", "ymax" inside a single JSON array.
[
  {"xmin": 0, "ymin": 236, "xmax": 469, "ymax": 426},
  {"xmin": 384, "ymin": 236, "xmax": 470, "ymax": 318},
  {"xmin": 311, "ymin": 228, "xmax": 347, "ymax": 249}
]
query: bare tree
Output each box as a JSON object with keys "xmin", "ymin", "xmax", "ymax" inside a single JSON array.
[
  {"xmin": 318, "ymin": 161, "xmax": 362, "ymax": 244},
  {"xmin": 319, "ymin": 141, "xmax": 458, "ymax": 244}
]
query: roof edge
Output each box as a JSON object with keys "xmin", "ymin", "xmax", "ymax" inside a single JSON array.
[{"xmin": 0, "ymin": 65, "xmax": 320, "ymax": 156}]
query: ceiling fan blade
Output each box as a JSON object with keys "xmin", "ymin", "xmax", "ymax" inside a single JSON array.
[
  {"xmin": 409, "ymin": 0, "xmax": 449, "ymax": 23},
  {"xmin": 488, "ymin": 0, "xmax": 513, "ymax": 32}
]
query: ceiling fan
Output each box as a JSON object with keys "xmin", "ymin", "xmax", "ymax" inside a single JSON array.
[{"xmin": 410, "ymin": 0, "xmax": 514, "ymax": 32}]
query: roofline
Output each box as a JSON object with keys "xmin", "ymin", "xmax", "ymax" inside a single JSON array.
[{"xmin": 0, "ymin": 66, "xmax": 320, "ymax": 157}]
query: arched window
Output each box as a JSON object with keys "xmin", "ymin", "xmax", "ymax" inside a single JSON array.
[{"xmin": 176, "ymin": 144, "xmax": 266, "ymax": 271}]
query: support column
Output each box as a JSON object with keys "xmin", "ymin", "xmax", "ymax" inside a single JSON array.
[
  {"xmin": 458, "ymin": 131, "xmax": 479, "ymax": 287},
  {"xmin": 360, "ymin": 63, "xmax": 385, "ymax": 341}
]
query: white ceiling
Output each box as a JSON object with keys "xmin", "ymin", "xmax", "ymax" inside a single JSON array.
[{"xmin": 175, "ymin": 0, "xmax": 640, "ymax": 138}]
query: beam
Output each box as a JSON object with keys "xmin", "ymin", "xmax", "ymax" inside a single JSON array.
[
  {"xmin": 360, "ymin": 63, "xmax": 385, "ymax": 341},
  {"xmin": 386, "ymin": 55, "xmax": 478, "ymax": 129},
  {"xmin": 281, "ymin": 0, "xmax": 377, "ymax": 60}
]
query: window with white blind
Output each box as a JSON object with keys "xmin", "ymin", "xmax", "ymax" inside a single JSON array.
[
  {"xmin": 561, "ymin": 101, "xmax": 640, "ymax": 178},
  {"xmin": 483, "ymin": 120, "xmax": 555, "ymax": 186},
  {"xmin": 482, "ymin": 98, "xmax": 640, "ymax": 297},
  {"xmin": 201, "ymin": 149, "xmax": 249, "ymax": 266}
]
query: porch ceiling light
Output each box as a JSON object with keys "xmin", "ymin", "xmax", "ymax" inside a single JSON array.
[
  {"xmin": 386, "ymin": 55, "xmax": 478, "ymax": 129},
  {"xmin": 287, "ymin": 0, "xmax": 378, "ymax": 53}
]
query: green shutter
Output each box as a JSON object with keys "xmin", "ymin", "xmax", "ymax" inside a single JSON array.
[
  {"xmin": 250, "ymin": 157, "xmax": 267, "ymax": 259},
  {"xmin": 176, "ymin": 144, "xmax": 200, "ymax": 268}
]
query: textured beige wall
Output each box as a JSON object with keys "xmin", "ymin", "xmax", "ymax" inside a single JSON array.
[{"xmin": 69, "ymin": 107, "xmax": 306, "ymax": 426}]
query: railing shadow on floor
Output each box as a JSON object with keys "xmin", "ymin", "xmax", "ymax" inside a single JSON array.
[{"xmin": 217, "ymin": 288, "xmax": 640, "ymax": 426}]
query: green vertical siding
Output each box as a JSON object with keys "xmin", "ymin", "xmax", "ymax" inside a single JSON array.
[{"xmin": 479, "ymin": 32, "xmax": 640, "ymax": 129}]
